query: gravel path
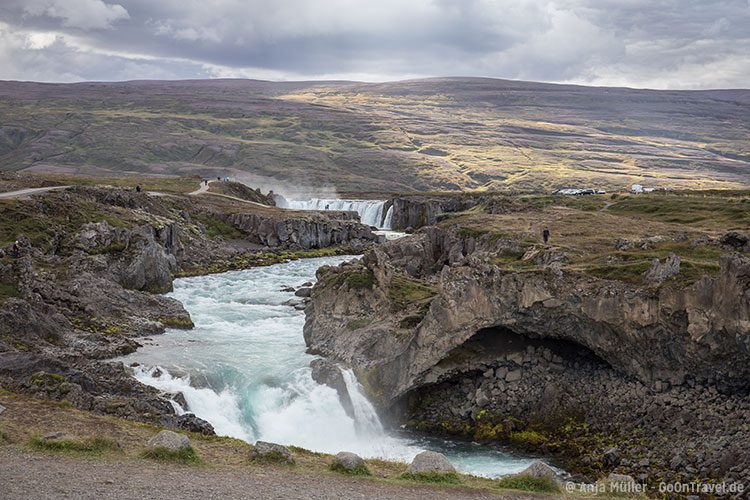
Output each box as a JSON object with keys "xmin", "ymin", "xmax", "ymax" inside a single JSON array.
[
  {"xmin": 0, "ymin": 447, "xmax": 542, "ymax": 500},
  {"xmin": 0, "ymin": 185, "xmax": 70, "ymax": 199}
]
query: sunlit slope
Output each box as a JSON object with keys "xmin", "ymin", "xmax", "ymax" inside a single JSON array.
[{"xmin": 0, "ymin": 78, "xmax": 747, "ymax": 192}]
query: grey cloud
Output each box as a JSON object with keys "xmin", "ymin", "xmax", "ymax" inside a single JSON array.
[{"xmin": 0, "ymin": 0, "xmax": 748, "ymax": 88}]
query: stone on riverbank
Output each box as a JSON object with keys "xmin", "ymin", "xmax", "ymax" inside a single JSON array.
[
  {"xmin": 330, "ymin": 452, "xmax": 370, "ymax": 475},
  {"xmin": 249, "ymin": 441, "xmax": 295, "ymax": 464},
  {"xmin": 407, "ymin": 451, "xmax": 455, "ymax": 474},
  {"xmin": 517, "ymin": 460, "xmax": 560, "ymax": 483},
  {"xmin": 147, "ymin": 430, "xmax": 190, "ymax": 451}
]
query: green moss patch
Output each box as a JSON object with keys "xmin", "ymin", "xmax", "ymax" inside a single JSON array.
[
  {"xmin": 345, "ymin": 269, "xmax": 375, "ymax": 289},
  {"xmin": 388, "ymin": 274, "xmax": 436, "ymax": 312}
]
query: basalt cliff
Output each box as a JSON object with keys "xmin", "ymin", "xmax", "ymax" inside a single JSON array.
[{"xmin": 304, "ymin": 225, "xmax": 750, "ymax": 487}]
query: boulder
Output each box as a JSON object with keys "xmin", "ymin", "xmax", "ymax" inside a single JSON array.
[
  {"xmin": 176, "ymin": 414, "xmax": 215, "ymax": 436},
  {"xmin": 249, "ymin": 441, "xmax": 294, "ymax": 464},
  {"xmin": 517, "ymin": 460, "xmax": 559, "ymax": 482},
  {"xmin": 147, "ymin": 430, "xmax": 190, "ymax": 451},
  {"xmin": 330, "ymin": 451, "xmax": 369, "ymax": 474},
  {"xmin": 601, "ymin": 473, "xmax": 637, "ymax": 488},
  {"xmin": 643, "ymin": 253, "xmax": 680, "ymax": 284},
  {"xmin": 407, "ymin": 451, "xmax": 455, "ymax": 474},
  {"xmin": 42, "ymin": 431, "xmax": 66, "ymax": 442},
  {"xmin": 602, "ymin": 447, "xmax": 621, "ymax": 467},
  {"xmin": 719, "ymin": 231, "xmax": 749, "ymax": 250},
  {"xmin": 294, "ymin": 287, "xmax": 313, "ymax": 298}
]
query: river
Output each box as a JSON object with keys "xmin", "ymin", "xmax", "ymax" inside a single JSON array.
[{"xmin": 122, "ymin": 255, "xmax": 534, "ymax": 477}]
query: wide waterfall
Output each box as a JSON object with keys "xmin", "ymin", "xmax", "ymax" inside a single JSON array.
[
  {"xmin": 122, "ymin": 256, "xmax": 533, "ymax": 477},
  {"xmin": 278, "ymin": 197, "xmax": 393, "ymax": 230}
]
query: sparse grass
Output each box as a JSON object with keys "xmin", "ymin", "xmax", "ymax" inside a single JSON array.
[
  {"xmin": 141, "ymin": 445, "xmax": 201, "ymax": 464},
  {"xmin": 496, "ymin": 474, "xmax": 560, "ymax": 493},
  {"xmin": 399, "ymin": 472, "xmax": 462, "ymax": 484},
  {"xmin": 29, "ymin": 435, "xmax": 121, "ymax": 455},
  {"xmin": 156, "ymin": 316, "xmax": 195, "ymax": 329}
]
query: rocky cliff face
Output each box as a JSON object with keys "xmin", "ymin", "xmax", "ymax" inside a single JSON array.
[
  {"xmin": 390, "ymin": 195, "xmax": 479, "ymax": 231},
  {"xmin": 225, "ymin": 211, "xmax": 379, "ymax": 249},
  {"xmin": 305, "ymin": 227, "xmax": 750, "ymax": 405},
  {"xmin": 303, "ymin": 226, "xmax": 750, "ymax": 485}
]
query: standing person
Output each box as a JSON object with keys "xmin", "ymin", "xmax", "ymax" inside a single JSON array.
[
  {"xmin": 543, "ymin": 227, "xmax": 550, "ymax": 245},
  {"xmin": 11, "ymin": 240, "xmax": 20, "ymax": 258},
  {"xmin": 135, "ymin": 185, "xmax": 142, "ymax": 193}
]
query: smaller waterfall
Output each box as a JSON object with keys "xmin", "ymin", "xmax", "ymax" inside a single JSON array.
[
  {"xmin": 340, "ymin": 368, "xmax": 385, "ymax": 436},
  {"xmin": 382, "ymin": 206, "xmax": 394, "ymax": 230},
  {"xmin": 280, "ymin": 197, "xmax": 392, "ymax": 230}
]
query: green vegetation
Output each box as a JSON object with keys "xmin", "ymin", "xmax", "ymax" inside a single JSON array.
[
  {"xmin": 0, "ymin": 282, "xmax": 20, "ymax": 302},
  {"xmin": 0, "ymin": 197, "xmax": 131, "ymax": 251},
  {"xmin": 399, "ymin": 472, "xmax": 462, "ymax": 484},
  {"xmin": 346, "ymin": 318, "xmax": 371, "ymax": 330},
  {"xmin": 387, "ymin": 274, "xmax": 436, "ymax": 312},
  {"xmin": 509, "ymin": 430, "xmax": 549, "ymax": 447},
  {"xmin": 248, "ymin": 450, "xmax": 293, "ymax": 465},
  {"xmin": 329, "ymin": 461, "xmax": 371, "ymax": 476},
  {"xmin": 193, "ymin": 213, "xmax": 245, "ymax": 240},
  {"xmin": 141, "ymin": 445, "xmax": 201, "ymax": 464},
  {"xmin": 345, "ymin": 269, "xmax": 375, "ymax": 289},
  {"xmin": 156, "ymin": 316, "xmax": 195, "ymax": 329},
  {"xmin": 29, "ymin": 435, "xmax": 121, "ymax": 455},
  {"xmin": 496, "ymin": 474, "xmax": 560, "ymax": 493}
]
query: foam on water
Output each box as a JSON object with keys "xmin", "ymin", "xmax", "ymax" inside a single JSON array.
[{"xmin": 122, "ymin": 256, "xmax": 534, "ymax": 476}]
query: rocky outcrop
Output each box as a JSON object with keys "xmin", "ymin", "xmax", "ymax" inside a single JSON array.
[
  {"xmin": 390, "ymin": 195, "xmax": 479, "ymax": 231},
  {"xmin": 303, "ymin": 226, "xmax": 750, "ymax": 487},
  {"xmin": 305, "ymin": 227, "xmax": 750, "ymax": 407},
  {"xmin": 225, "ymin": 211, "xmax": 380, "ymax": 249}
]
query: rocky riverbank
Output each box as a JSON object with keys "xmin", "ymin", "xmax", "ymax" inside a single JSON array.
[
  {"xmin": 0, "ymin": 181, "xmax": 380, "ymax": 434},
  {"xmin": 303, "ymin": 195, "xmax": 750, "ymax": 490}
]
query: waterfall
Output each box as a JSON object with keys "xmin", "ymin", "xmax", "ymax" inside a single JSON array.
[
  {"xmin": 281, "ymin": 198, "xmax": 391, "ymax": 229},
  {"xmin": 382, "ymin": 206, "xmax": 394, "ymax": 230},
  {"xmin": 340, "ymin": 368, "xmax": 385, "ymax": 436}
]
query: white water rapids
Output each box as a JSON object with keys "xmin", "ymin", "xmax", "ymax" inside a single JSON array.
[
  {"xmin": 276, "ymin": 198, "xmax": 394, "ymax": 230},
  {"xmin": 122, "ymin": 255, "xmax": 533, "ymax": 477}
]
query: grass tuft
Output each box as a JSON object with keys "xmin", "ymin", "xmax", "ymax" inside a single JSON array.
[
  {"xmin": 399, "ymin": 472, "xmax": 462, "ymax": 484},
  {"xmin": 29, "ymin": 435, "xmax": 121, "ymax": 455},
  {"xmin": 140, "ymin": 445, "xmax": 201, "ymax": 464},
  {"xmin": 496, "ymin": 474, "xmax": 560, "ymax": 493},
  {"xmin": 329, "ymin": 461, "xmax": 371, "ymax": 476}
]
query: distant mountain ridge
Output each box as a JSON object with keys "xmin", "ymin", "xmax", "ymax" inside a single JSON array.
[{"xmin": 0, "ymin": 77, "xmax": 748, "ymax": 193}]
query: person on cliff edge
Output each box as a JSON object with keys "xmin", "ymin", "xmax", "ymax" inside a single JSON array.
[{"xmin": 543, "ymin": 227, "xmax": 550, "ymax": 245}]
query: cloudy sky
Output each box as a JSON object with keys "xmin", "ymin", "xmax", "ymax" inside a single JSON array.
[{"xmin": 0, "ymin": 0, "xmax": 748, "ymax": 89}]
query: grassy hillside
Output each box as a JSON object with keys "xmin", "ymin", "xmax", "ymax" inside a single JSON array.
[{"xmin": 0, "ymin": 78, "xmax": 748, "ymax": 193}]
